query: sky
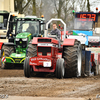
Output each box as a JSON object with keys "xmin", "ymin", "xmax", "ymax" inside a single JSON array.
[{"xmin": 90, "ymin": 0, "xmax": 100, "ymax": 12}]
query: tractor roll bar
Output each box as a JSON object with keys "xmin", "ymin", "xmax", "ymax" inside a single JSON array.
[{"xmin": 45, "ymin": 18, "xmax": 66, "ymax": 39}]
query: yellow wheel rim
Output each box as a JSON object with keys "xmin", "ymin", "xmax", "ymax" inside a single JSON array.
[{"xmin": 2, "ymin": 51, "xmax": 4, "ymax": 56}]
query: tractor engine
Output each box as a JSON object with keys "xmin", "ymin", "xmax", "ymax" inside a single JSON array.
[
  {"xmin": 15, "ymin": 38, "xmax": 28, "ymax": 49},
  {"xmin": 37, "ymin": 38, "xmax": 56, "ymax": 57},
  {"xmin": 29, "ymin": 37, "xmax": 61, "ymax": 72},
  {"xmin": 15, "ymin": 32, "xmax": 31, "ymax": 54}
]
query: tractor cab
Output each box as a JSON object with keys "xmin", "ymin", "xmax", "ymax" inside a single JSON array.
[
  {"xmin": 0, "ymin": 11, "xmax": 9, "ymax": 29},
  {"xmin": 74, "ymin": 18, "xmax": 93, "ymax": 31},
  {"xmin": 66, "ymin": 18, "xmax": 93, "ymax": 46},
  {"xmin": 0, "ymin": 10, "xmax": 19, "ymax": 43},
  {"xmin": 0, "ymin": 11, "xmax": 18, "ymax": 30},
  {"xmin": 73, "ymin": 18, "xmax": 93, "ymax": 37},
  {"xmin": 16, "ymin": 17, "xmax": 41, "ymax": 37},
  {"xmin": 9, "ymin": 16, "xmax": 45, "ymax": 42}
]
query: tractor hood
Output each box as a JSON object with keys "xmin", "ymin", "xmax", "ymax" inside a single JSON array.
[
  {"xmin": 10, "ymin": 53, "xmax": 25, "ymax": 58},
  {"xmin": 16, "ymin": 32, "xmax": 31, "ymax": 39}
]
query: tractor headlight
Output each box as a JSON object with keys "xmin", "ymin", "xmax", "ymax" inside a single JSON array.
[
  {"xmin": 15, "ymin": 38, "xmax": 19, "ymax": 41},
  {"xmin": 22, "ymin": 38, "xmax": 27, "ymax": 41}
]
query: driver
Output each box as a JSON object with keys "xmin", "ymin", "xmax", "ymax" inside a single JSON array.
[
  {"xmin": 50, "ymin": 23, "xmax": 61, "ymax": 47},
  {"xmin": 26, "ymin": 23, "xmax": 35, "ymax": 35},
  {"xmin": 79, "ymin": 22, "xmax": 87, "ymax": 29},
  {"xmin": 50, "ymin": 23, "xmax": 61, "ymax": 40}
]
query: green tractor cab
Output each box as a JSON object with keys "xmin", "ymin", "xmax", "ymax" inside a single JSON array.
[{"xmin": 1, "ymin": 16, "xmax": 45, "ymax": 69}]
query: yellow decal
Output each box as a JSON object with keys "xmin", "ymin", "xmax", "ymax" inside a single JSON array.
[
  {"xmin": 6, "ymin": 57, "xmax": 15, "ymax": 63},
  {"xmin": 20, "ymin": 58, "xmax": 25, "ymax": 63},
  {"xmin": 15, "ymin": 59, "xmax": 21, "ymax": 61},
  {"xmin": 28, "ymin": 34, "xmax": 31, "ymax": 37}
]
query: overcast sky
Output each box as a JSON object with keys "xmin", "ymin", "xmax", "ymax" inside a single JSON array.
[{"xmin": 90, "ymin": 0, "xmax": 100, "ymax": 12}]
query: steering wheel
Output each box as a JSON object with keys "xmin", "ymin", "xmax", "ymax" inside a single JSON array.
[{"xmin": 48, "ymin": 34, "xmax": 59, "ymax": 40}]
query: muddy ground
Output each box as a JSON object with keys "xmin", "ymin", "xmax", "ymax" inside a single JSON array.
[{"xmin": 0, "ymin": 69, "xmax": 100, "ymax": 100}]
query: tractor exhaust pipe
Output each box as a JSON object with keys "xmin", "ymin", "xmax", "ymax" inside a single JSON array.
[{"xmin": 44, "ymin": 29, "xmax": 47, "ymax": 37}]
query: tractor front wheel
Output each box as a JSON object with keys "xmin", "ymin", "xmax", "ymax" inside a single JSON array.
[
  {"xmin": 1, "ymin": 45, "xmax": 14, "ymax": 69},
  {"xmin": 56, "ymin": 58, "xmax": 65, "ymax": 79},
  {"xmin": 24, "ymin": 57, "xmax": 31, "ymax": 78}
]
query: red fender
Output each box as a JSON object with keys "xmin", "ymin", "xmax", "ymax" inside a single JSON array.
[
  {"xmin": 63, "ymin": 39, "xmax": 75, "ymax": 46},
  {"xmin": 0, "ymin": 42, "xmax": 3, "ymax": 50}
]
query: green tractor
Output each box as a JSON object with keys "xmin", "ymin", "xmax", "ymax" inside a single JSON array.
[{"xmin": 1, "ymin": 16, "xmax": 45, "ymax": 69}]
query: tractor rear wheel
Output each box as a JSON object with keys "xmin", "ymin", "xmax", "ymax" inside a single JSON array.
[
  {"xmin": 27, "ymin": 42, "xmax": 37, "ymax": 57},
  {"xmin": 1, "ymin": 45, "xmax": 14, "ymax": 69},
  {"xmin": 56, "ymin": 58, "xmax": 65, "ymax": 79},
  {"xmin": 63, "ymin": 40, "xmax": 82, "ymax": 77},
  {"xmin": 24, "ymin": 57, "xmax": 31, "ymax": 78}
]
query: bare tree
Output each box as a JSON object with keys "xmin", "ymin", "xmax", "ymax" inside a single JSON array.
[
  {"xmin": 14, "ymin": 0, "xmax": 31, "ymax": 14},
  {"xmin": 87, "ymin": 0, "xmax": 90, "ymax": 12},
  {"xmin": 32, "ymin": 0, "xmax": 36, "ymax": 15},
  {"xmin": 53, "ymin": 0, "xmax": 65, "ymax": 18}
]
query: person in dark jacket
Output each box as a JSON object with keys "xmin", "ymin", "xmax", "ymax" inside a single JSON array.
[
  {"xmin": 50, "ymin": 23, "xmax": 61, "ymax": 47},
  {"xmin": 50, "ymin": 23, "xmax": 61, "ymax": 40}
]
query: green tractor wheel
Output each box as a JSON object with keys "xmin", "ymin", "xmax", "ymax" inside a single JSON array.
[{"xmin": 1, "ymin": 45, "xmax": 14, "ymax": 69}]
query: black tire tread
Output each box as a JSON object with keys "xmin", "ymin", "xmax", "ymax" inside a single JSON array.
[
  {"xmin": 1, "ymin": 45, "xmax": 14, "ymax": 69},
  {"xmin": 27, "ymin": 43, "xmax": 37, "ymax": 57},
  {"xmin": 56, "ymin": 58, "xmax": 65, "ymax": 79},
  {"xmin": 24, "ymin": 57, "xmax": 31, "ymax": 77},
  {"xmin": 63, "ymin": 40, "xmax": 81, "ymax": 77}
]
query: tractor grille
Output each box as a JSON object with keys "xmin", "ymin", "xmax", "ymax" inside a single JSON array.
[
  {"xmin": 16, "ymin": 39, "xmax": 27, "ymax": 48},
  {"xmin": 38, "ymin": 39, "xmax": 51, "ymax": 42},
  {"xmin": 38, "ymin": 47, "xmax": 51, "ymax": 56}
]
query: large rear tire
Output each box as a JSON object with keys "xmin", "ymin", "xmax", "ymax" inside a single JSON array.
[
  {"xmin": 1, "ymin": 45, "xmax": 14, "ymax": 69},
  {"xmin": 63, "ymin": 40, "xmax": 82, "ymax": 77},
  {"xmin": 24, "ymin": 57, "xmax": 31, "ymax": 78},
  {"xmin": 27, "ymin": 42, "xmax": 37, "ymax": 57},
  {"xmin": 56, "ymin": 58, "xmax": 65, "ymax": 79}
]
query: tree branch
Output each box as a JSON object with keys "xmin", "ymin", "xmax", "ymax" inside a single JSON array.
[
  {"xmin": 22, "ymin": 0, "xmax": 31, "ymax": 10},
  {"xmin": 53, "ymin": 0, "xmax": 58, "ymax": 12}
]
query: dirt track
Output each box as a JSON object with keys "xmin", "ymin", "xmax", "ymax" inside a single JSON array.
[{"xmin": 0, "ymin": 69, "xmax": 100, "ymax": 100}]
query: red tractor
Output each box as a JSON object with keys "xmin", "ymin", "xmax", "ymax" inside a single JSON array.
[{"xmin": 24, "ymin": 19, "xmax": 82, "ymax": 79}]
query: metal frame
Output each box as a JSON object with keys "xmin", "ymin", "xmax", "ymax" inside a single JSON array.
[{"xmin": 46, "ymin": 18, "xmax": 66, "ymax": 39}]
